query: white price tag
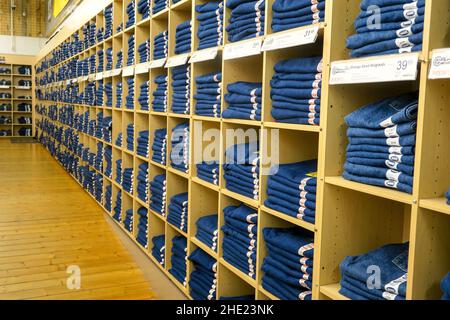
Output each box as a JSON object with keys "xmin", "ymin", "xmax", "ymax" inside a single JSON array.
[
  {"xmin": 165, "ymin": 54, "xmax": 190, "ymax": 68},
  {"xmin": 80, "ymin": 76, "xmax": 89, "ymax": 82},
  {"xmin": 330, "ymin": 53, "xmax": 419, "ymax": 84},
  {"xmin": 262, "ymin": 26, "xmax": 319, "ymax": 51},
  {"xmin": 224, "ymin": 38, "xmax": 262, "ymax": 60},
  {"xmin": 0, "ymin": 85, "xmax": 10, "ymax": 89},
  {"xmin": 189, "ymin": 47, "xmax": 219, "ymax": 63},
  {"xmin": 72, "ymin": 78, "xmax": 78, "ymax": 83},
  {"xmin": 429, "ymin": 48, "xmax": 450, "ymax": 79},
  {"xmin": 95, "ymin": 73, "xmax": 104, "ymax": 80},
  {"xmin": 111, "ymin": 69, "xmax": 122, "ymax": 77},
  {"xmin": 66, "ymin": 80, "xmax": 71, "ymax": 85},
  {"xmin": 88, "ymin": 74, "xmax": 96, "ymax": 82},
  {"xmin": 149, "ymin": 58, "xmax": 166, "ymax": 69},
  {"xmin": 135, "ymin": 62, "xmax": 150, "ymax": 74},
  {"xmin": 122, "ymin": 66, "xmax": 134, "ymax": 77}
]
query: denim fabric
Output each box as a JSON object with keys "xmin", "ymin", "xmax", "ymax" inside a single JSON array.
[
  {"xmin": 346, "ymin": 150, "xmax": 414, "ymax": 166},
  {"xmin": 348, "ymin": 133, "xmax": 416, "ymax": 147},
  {"xmin": 171, "ymin": 65, "xmax": 190, "ymax": 114},
  {"xmin": 153, "ymin": 31, "xmax": 168, "ymax": 59},
  {"xmin": 354, "ymin": 6, "xmax": 425, "ymax": 29},
  {"xmin": 441, "ymin": 272, "xmax": 450, "ymax": 300},
  {"xmin": 262, "ymin": 273, "xmax": 312, "ymax": 300},
  {"xmin": 152, "ymin": 75, "xmax": 168, "ymax": 112},
  {"xmin": 345, "ymin": 162, "xmax": 413, "ymax": 185},
  {"xmin": 227, "ymin": 0, "xmax": 265, "ymax": 42},
  {"xmin": 347, "ymin": 143, "xmax": 415, "ymax": 155},
  {"xmin": 344, "ymin": 170, "xmax": 412, "ymax": 193},
  {"xmin": 347, "ymin": 121, "xmax": 416, "ymax": 138},
  {"xmin": 189, "ymin": 248, "xmax": 217, "ymax": 273},
  {"xmin": 347, "ymin": 157, "xmax": 414, "ymax": 176},
  {"xmin": 150, "ymin": 174, "xmax": 166, "ymax": 216},
  {"xmin": 263, "ymin": 228, "xmax": 314, "ymax": 258},
  {"xmin": 350, "ymin": 33, "xmax": 423, "ymax": 57},
  {"xmin": 356, "ymin": 14, "xmax": 424, "ymax": 33},
  {"xmin": 224, "ymin": 82, "xmax": 262, "ymax": 121},
  {"xmin": 169, "ymin": 236, "xmax": 187, "ymax": 286}
]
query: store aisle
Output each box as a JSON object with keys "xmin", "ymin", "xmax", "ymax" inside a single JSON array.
[{"xmin": 0, "ymin": 140, "xmax": 166, "ymax": 300}]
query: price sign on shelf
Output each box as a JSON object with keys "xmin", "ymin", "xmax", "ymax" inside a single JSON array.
[
  {"xmin": 122, "ymin": 66, "xmax": 134, "ymax": 77},
  {"xmin": 189, "ymin": 47, "xmax": 219, "ymax": 63},
  {"xmin": 88, "ymin": 74, "xmax": 96, "ymax": 82},
  {"xmin": 95, "ymin": 73, "xmax": 104, "ymax": 80},
  {"xmin": 429, "ymin": 48, "xmax": 450, "ymax": 79},
  {"xmin": 330, "ymin": 53, "xmax": 420, "ymax": 84},
  {"xmin": 165, "ymin": 54, "xmax": 190, "ymax": 68},
  {"xmin": 149, "ymin": 58, "xmax": 166, "ymax": 69},
  {"xmin": 111, "ymin": 68, "xmax": 122, "ymax": 77},
  {"xmin": 223, "ymin": 38, "xmax": 262, "ymax": 60},
  {"xmin": 262, "ymin": 26, "xmax": 320, "ymax": 51},
  {"xmin": 135, "ymin": 62, "xmax": 150, "ymax": 74}
]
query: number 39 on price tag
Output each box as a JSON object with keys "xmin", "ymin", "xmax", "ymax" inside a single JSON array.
[{"xmin": 330, "ymin": 52, "xmax": 420, "ymax": 85}]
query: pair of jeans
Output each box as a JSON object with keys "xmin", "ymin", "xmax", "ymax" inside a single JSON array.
[
  {"xmin": 346, "ymin": 156, "xmax": 414, "ymax": 175},
  {"xmin": 347, "ymin": 121, "xmax": 416, "ymax": 138},
  {"xmin": 227, "ymin": 1, "xmax": 265, "ymax": 42},
  {"xmin": 262, "ymin": 274, "xmax": 312, "ymax": 300},
  {"xmin": 345, "ymin": 162, "xmax": 413, "ymax": 185},
  {"xmin": 263, "ymin": 227, "xmax": 314, "ymax": 258},
  {"xmin": 189, "ymin": 248, "xmax": 217, "ymax": 273},
  {"xmin": 225, "ymin": 143, "xmax": 260, "ymax": 166},
  {"xmin": 150, "ymin": 174, "xmax": 166, "ymax": 215}
]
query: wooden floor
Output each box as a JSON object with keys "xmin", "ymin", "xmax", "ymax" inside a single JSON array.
[{"xmin": 0, "ymin": 140, "xmax": 157, "ymax": 300}]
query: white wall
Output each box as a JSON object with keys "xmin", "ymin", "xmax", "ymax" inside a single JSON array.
[{"xmin": 0, "ymin": 36, "xmax": 47, "ymax": 56}]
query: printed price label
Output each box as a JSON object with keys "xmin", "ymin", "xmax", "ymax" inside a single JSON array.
[
  {"xmin": 95, "ymin": 73, "xmax": 104, "ymax": 80},
  {"xmin": 224, "ymin": 38, "xmax": 262, "ymax": 60},
  {"xmin": 88, "ymin": 74, "xmax": 96, "ymax": 82},
  {"xmin": 149, "ymin": 58, "xmax": 166, "ymax": 69},
  {"xmin": 80, "ymin": 76, "xmax": 89, "ymax": 82},
  {"xmin": 111, "ymin": 68, "xmax": 122, "ymax": 77},
  {"xmin": 135, "ymin": 62, "xmax": 150, "ymax": 74},
  {"xmin": 72, "ymin": 78, "xmax": 78, "ymax": 83},
  {"xmin": 429, "ymin": 48, "xmax": 450, "ymax": 79},
  {"xmin": 165, "ymin": 54, "xmax": 190, "ymax": 68},
  {"xmin": 189, "ymin": 47, "xmax": 219, "ymax": 63},
  {"xmin": 0, "ymin": 85, "xmax": 9, "ymax": 89},
  {"xmin": 122, "ymin": 66, "xmax": 134, "ymax": 77},
  {"xmin": 330, "ymin": 53, "xmax": 419, "ymax": 84},
  {"xmin": 262, "ymin": 26, "xmax": 320, "ymax": 51}
]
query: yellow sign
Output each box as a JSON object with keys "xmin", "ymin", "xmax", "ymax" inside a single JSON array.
[{"xmin": 53, "ymin": 0, "xmax": 70, "ymax": 17}]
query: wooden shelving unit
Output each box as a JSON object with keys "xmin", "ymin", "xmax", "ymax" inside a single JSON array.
[{"xmin": 33, "ymin": 0, "xmax": 450, "ymax": 300}]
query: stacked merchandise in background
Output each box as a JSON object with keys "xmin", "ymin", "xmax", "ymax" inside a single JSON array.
[
  {"xmin": 272, "ymin": 0, "xmax": 326, "ymax": 32},
  {"xmin": 195, "ymin": 214, "xmax": 218, "ymax": 252},
  {"xmin": 127, "ymin": 35, "xmax": 136, "ymax": 66},
  {"xmin": 171, "ymin": 65, "xmax": 191, "ymax": 115},
  {"xmin": 105, "ymin": 185, "xmax": 112, "ymax": 212},
  {"xmin": 170, "ymin": 123, "xmax": 190, "ymax": 173},
  {"xmin": 116, "ymin": 50, "xmax": 123, "ymax": 69},
  {"xmin": 446, "ymin": 188, "xmax": 450, "ymax": 205},
  {"xmin": 102, "ymin": 116, "xmax": 112, "ymax": 142},
  {"xmin": 115, "ymin": 159, "xmax": 123, "ymax": 185},
  {"xmin": 339, "ymin": 242, "xmax": 409, "ymax": 300},
  {"xmin": 261, "ymin": 228, "xmax": 314, "ymax": 300},
  {"xmin": 18, "ymin": 65, "xmax": 31, "ymax": 75},
  {"xmin": 126, "ymin": 0, "xmax": 136, "ymax": 28},
  {"xmin": 265, "ymin": 160, "xmax": 318, "ymax": 224},
  {"xmin": 116, "ymin": 81, "xmax": 123, "ymax": 108},
  {"xmin": 223, "ymin": 143, "xmax": 259, "ymax": 200},
  {"xmin": 122, "ymin": 166, "xmax": 134, "ymax": 194},
  {"xmin": 106, "ymin": 48, "xmax": 113, "ymax": 70},
  {"xmin": 126, "ymin": 123, "xmax": 135, "ymax": 151},
  {"xmin": 222, "ymin": 204, "xmax": 258, "ymax": 279},
  {"xmin": 194, "ymin": 72, "xmax": 222, "ymax": 118},
  {"xmin": 18, "ymin": 103, "xmax": 31, "ymax": 112},
  {"xmin": 153, "ymin": 0, "xmax": 168, "ymax": 14},
  {"xmin": 152, "ymin": 235, "xmax": 166, "ymax": 267},
  {"xmin": 138, "ymin": 81, "xmax": 150, "ymax": 111},
  {"xmin": 223, "ymin": 82, "xmax": 261, "ymax": 121},
  {"xmin": 137, "ymin": 162, "xmax": 149, "ymax": 203},
  {"xmin": 124, "ymin": 208, "xmax": 134, "ymax": 232},
  {"xmin": 167, "ymin": 192, "xmax": 188, "ymax": 233},
  {"xmin": 104, "ymin": 5, "xmax": 113, "ymax": 39},
  {"xmin": 125, "ymin": 78, "xmax": 135, "ymax": 109},
  {"xmin": 96, "ymin": 80, "xmax": 104, "ymax": 106},
  {"xmin": 97, "ymin": 50, "xmax": 104, "ymax": 72},
  {"xmin": 152, "ymin": 75, "xmax": 168, "ymax": 112},
  {"xmin": 169, "ymin": 236, "xmax": 187, "ymax": 286},
  {"xmin": 137, "ymin": 130, "xmax": 150, "ymax": 158},
  {"xmin": 226, "ymin": 0, "xmax": 265, "ymax": 42},
  {"xmin": 105, "ymin": 145, "xmax": 113, "ymax": 178},
  {"xmin": 17, "ymin": 117, "xmax": 32, "ymax": 124},
  {"xmin": 138, "ymin": 39, "xmax": 151, "ymax": 63},
  {"xmin": 343, "ymin": 93, "xmax": 418, "ymax": 194},
  {"xmin": 270, "ymin": 56, "xmax": 322, "ymax": 125},
  {"xmin": 196, "ymin": 162, "xmax": 219, "ymax": 186},
  {"xmin": 136, "ymin": 207, "xmax": 149, "ymax": 248},
  {"xmin": 153, "ymin": 31, "xmax": 168, "ymax": 60},
  {"xmin": 18, "ymin": 128, "xmax": 32, "ymax": 136},
  {"xmin": 152, "ymin": 128, "xmax": 167, "ymax": 165},
  {"xmin": 347, "ymin": 0, "xmax": 424, "ymax": 58},
  {"xmin": 442, "ymin": 273, "xmax": 450, "ymax": 300},
  {"xmin": 138, "ymin": 0, "xmax": 151, "ymax": 19},
  {"xmin": 150, "ymin": 174, "xmax": 167, "ymax": 216},
  {"xmin": 175, "ymin": 20, "xmax": 192, "ymax": 55},
  {"xmin": 105, "ymin": 82, "xmax": 113, "ymax": 107},
  {"xmin": 113, "ymin": 190, "xmax": 122, "ymax": 222},
  {"xmin": 189, "ymin": 248, "xmax": 217, "ymax": 300},
  {"xmin": 0, "ymin": 103, "xmax": 12, "ymax": 111},
  {"xmin": 196, "ymin": 1, "xmax": 223, "ymax": 50}
]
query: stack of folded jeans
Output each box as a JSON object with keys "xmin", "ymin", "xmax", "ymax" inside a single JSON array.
[
  {"xmin": 104, "ymin": 6, "xmax": 113, "ymax": 39},
  {"xmin": 153, "ymin": 0, "xmax": 168, "ymax": 14},
  {"xmin": 138, "ymin": 81, "xmax": 150, "ymax": 110},
  {"xmin": 171, "ymin": 65, "xmax": 191, "ymax": 114},
  {"xmin": 127, "ymin": 35, "xmax": 135, "ymax": 66},
  {"xmin": 102, "ymin": 116, "xmax": 113, "ymax": 142},
  {"xmin": 18, "ymin": 128, "xmax": 32, "ymax": 136},
  {"xmin": 270, "ymin": 56, "xmax": 322, "ymax": 125},
  {"xmin": 105, "ymin": 146, "xmax": 113, "ymax": 178},
  {"xmin": 126, "ymin": 123, "xmax": 134, "ymax": 151},
  {"xmin": 18, "ymin": 66, "xmax": 31, "ymax": 75},
  {"xmin": 104, "ymin": 83, "xmax": 113, "ymax": 108},
  {"xmin": 152, "ymin": 235, "xmax": 166, "ymax": 267},
  {"xmin": 196, "ymin": 162, "xmax": 219, "ymax": 185},
  {"xmin": 116, "ymin": 132, "xmax": 123, "ymax": 147},
  {"xmin": 0, "ymin": 130, "xmax": 11, "ymax": 136},
  {"xmin": 189, "ymin": 248, "xmax": 218, "ymax": 300},
  {"xmin": 226, "ymin": 0, "xmax": 265, "ymax": 43},
  {"xmin": 347, "ymin": 0, "xmax": 424, "ymax": 58},
  {"xmin": 126, "ymin": 78, "xmax": 135, "ymax": 109},
  {"xmin": 194, "ymin": 72, "xmax": 221, "ymax": 118},
  {"xmin": 261, "ymin": 228, "xmax": 314, "ymax": 300},
  {"xmin": 17, "ymin": 103, "xmax": 31, "ymax": 112},
  {"xmin": 136, "ymin": 207, "xmax": 149, "ymax": 248},
  {"xmin": 339, "ymin": 242, "xmax": 409, "ymax": 300},
  {"xmin": 223, "ymin": 143, "xmax": 259, "ymax": 200},
  {"xmin": 441, "ymin": 273, "xmax": 450, "ymax": 300},
  {"xmin": 170, "ymin": 123, "xmax": 190, "ymax": 173},
  {"xmin": 446, "ymin": 188, "xmax": 450, "ymax": 205},
  {"xmin": 150, "ymin": 174, "xmax": 167, "ymax": 216},
  {"xmin": 137, "ymin": 130, "xmax": 150, "ymax": 158},
  {"xmin": 126, "ymin": 0, "xmax": 136, "ymax": 28},
  {"xmin": 272, "ymin": 0, "xmax": 325, "ymax": 33},
  {"xmin": 152, "ymin": 128, "xmax": 167, "ymax": 165},
  {"xmin": 113, "ymin": 190, "xmax": 122, "ymax": 222},
  {"xmin": 167, "ymin": 192, "xmax": 188, "ymax": 233},
  {"xmin": 17, "ymin": 116, "xmax": 32, "ymax": 124},
  {"xmin": 105, "ymin": 185, "xmax": 112, "ymax": 212},
  {"xmin": 0, "ymin": 103, "xmax": 11, "ymax": 111},
  {"xmin": 153, "ymin": 31, "xmax": 168, "ymax": 60},
  {"xmin": 169, "ymin": 236, "xmax": 188, "ymax": 286},
  {"xmin": 343, "ymin": 92, "xmax": 418, "ymax": 194},
  {"xmin": 138, "ymin": 39, "xmax": 151, "ymax": 63},
  {"xmin": 115, "ymin": 159, "xmax": 123, "ymax": 184},
  {"xmin": 123, "ymin": 167, "xmax": 134, "ymax": 194},
  {"xmin": 106, "ymin": 48, "xmax": 113, "ymax": 70},
  {"xmin": 124, "ymin": 209, "xmax": 134, "ymax": 232},
  {"xmin": 265, "ymin": 160, "xmax": 318, "ymax": 224},
  {"xmin": 222, "ymin": 204, "xmax": 258, "ymax": 279},
  {"xmin": 152, "ymin": 75, "xmax": 168, "ymax": 112},
  {"xmin": 175, "ymin": 20, "xmax": 192, "ymax": 54},
  {"xmin": 137, "ymin": 162, "xmax": 149, "ymax": 203},
  {"xmin": 0, "ymin": 116, "xmax": 11, "ymax": 124},
  {"xmin": 96, "ymin": 81, "xmax": 104, "ymax": 106},
  {"xmin": 223, "ymin": 82, "xmax": 261, "ymax": 121},
  {"xmin": 116, "ymin": 81, "xmax": 123, "ymax": 108},
  {"xmin": 98, "ymin": 50, "xmax": 104, "ymax": 72},
  {"xmin": 116, "ymin": 50, "xmax": 123, "ymax": 69},
  {"xmin": 138, "ymin": 0, "xmax": 150, "ymax": 19},
  {"xmin": 196, "ymin": 1, "xmax": 223, "ymax": 50},
  {"xmin": 195, "ymin": 214, "xmax": 218, "ymax": 252}
]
